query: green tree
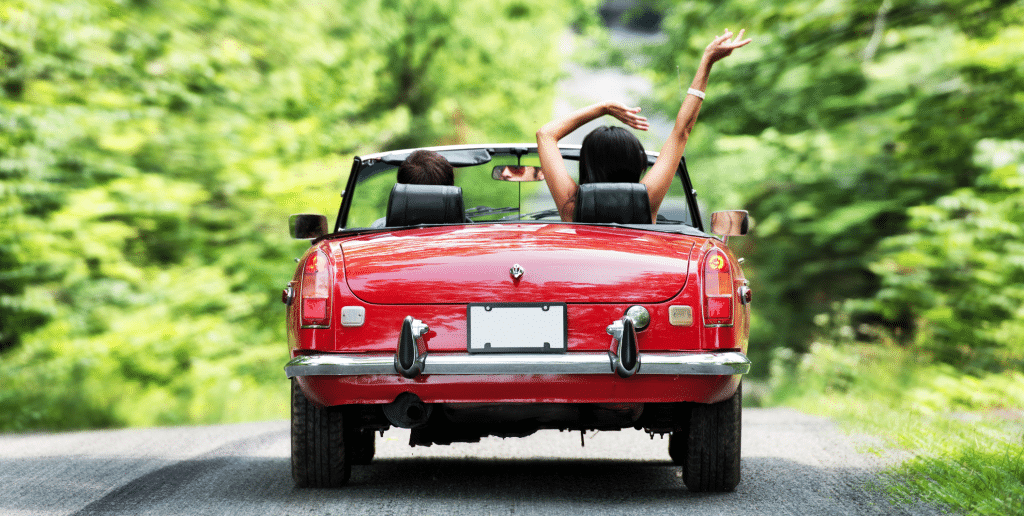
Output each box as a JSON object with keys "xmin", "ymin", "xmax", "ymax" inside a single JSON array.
[
  {"xmin": 642, "ymin": 0, "xmax": 1024, "ymax": 371},
  {"xmin": 0, "ymin": 0, "xmax": 591, "ymax": 430},
  {"xmin": 862, "ymin": 140, "xmax": 1024, "ymax": 371}
]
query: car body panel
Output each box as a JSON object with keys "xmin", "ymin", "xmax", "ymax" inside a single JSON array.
[
  {"xmin": 295, "ymin": 372, "xmax": 740, "ymax": 406},
  {"xmin": 341, "ymin": 224, "xmax": 695, "ymax": 305},
  {"xmin": 288, "ymin": 230, "xmax": 749, "ymax": 358}
]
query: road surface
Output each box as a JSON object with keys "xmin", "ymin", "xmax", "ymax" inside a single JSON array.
[{"xmin": 0, "ymin": 407, "xmax": 943, "ymax": 515}]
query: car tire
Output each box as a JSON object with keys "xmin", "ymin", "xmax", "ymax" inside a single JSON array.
[
  {"xmin": 291, "ymin": 379, "xmax": 351, "ymax": 488},
  {"xmin": 681, "ymin": 384, "xmax": 741, "ymax": 492},
  {"xmin": 346, "ymin": 428, "xmax": 376, "ymax": 465}
]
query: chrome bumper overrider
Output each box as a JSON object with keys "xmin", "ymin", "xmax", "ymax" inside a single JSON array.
[{"xmin": 284, "ymin": 351, "xmax": 751, "ymax": 378}]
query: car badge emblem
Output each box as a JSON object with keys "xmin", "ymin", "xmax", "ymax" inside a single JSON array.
[{"xmin": 510, "ymin": 263, "xmax": 525, "ymax": 280}]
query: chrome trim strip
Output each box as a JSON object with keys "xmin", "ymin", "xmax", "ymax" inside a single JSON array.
[
  {"xmin": 639, "ymin": 352, "xmax": 751, "ymax": 375},
  {"xmin": 287, "ymin": 354, "xmax": 396, "ymax": 377},
  {"xmin": 424, "ymin": 353, "xmax": 615, "ymax": 375},
  {"xmin": 285, "ymin": 351, "xmax": 750, "ymax": 378}
]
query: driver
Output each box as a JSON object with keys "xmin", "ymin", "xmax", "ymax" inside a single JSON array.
[
  {"xmin": 370, "ymin": 150, "xmax": 457, "ymax": 228},
  {"xmin": 397, "ymin": 150, "xmax": 454, "ymax": 186}
]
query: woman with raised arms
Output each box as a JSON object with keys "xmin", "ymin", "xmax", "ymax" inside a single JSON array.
[{"xmin": 536, "ymin": 29, "xmax": 751, "ymax": 223}]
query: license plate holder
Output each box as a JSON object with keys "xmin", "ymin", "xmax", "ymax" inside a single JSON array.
[{"xmin": 467, "ymin": 303, "xmax": 567, "ymax": 353}]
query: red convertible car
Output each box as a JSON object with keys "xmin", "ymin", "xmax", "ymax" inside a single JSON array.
[{"xmin": 284, "ymin": 144, "xmax": 751, "ymax": 491}]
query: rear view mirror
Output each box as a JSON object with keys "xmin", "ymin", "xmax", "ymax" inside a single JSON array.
[
  {"xmin": 492, "ymin": 165, "xmax": 544, "ymax": 182},
  {"xmin": 710, "ymin": 210, "xmax": 749, "ymax": 237},
  {"xmin": 289, "ymin": 214, "xmax": 329, "ymax": 239}
]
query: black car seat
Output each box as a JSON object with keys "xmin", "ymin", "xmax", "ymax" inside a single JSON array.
[
  {"xmin": 385, "ymin": 184, "xmax": 466, "ymax": 226},
  {"xmin": 573, "ymin": 183, "xmax": 651, "ymax": 224}
]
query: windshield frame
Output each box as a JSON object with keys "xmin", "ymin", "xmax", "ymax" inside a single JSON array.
[{"xmin": 333, "ymin": 144, "xmax": 703, "ymax": 234}]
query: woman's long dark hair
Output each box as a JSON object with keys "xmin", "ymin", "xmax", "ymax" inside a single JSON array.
[
  {"xmin": 578, "ymin": 126, "xmax": 647, "ymax": 184},
  {"xmin": 564, "ymin": 126, "xmax": 648, "ymax": 219}
]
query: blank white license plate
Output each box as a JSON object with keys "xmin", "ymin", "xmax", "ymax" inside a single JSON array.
[{"xmin": 467, "ymin": 303, "xmax": 567, "ymax": 353}]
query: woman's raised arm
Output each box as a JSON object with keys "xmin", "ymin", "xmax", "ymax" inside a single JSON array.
[
  {"xmin": 642, "ymin": 29, "xmax": 751, "ymax": 222},
  {"xmin": 537, "ymin": 101, "xmax": 649, "ymax": 221}
]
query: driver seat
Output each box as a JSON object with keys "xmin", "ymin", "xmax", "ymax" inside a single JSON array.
[
  {"xmin": 385, "ymin": 184, "xmax": 466, "ymax": 226},
  {"xmin": 573, "ymin": 183, "xmax": 651, "ymax": 224}
]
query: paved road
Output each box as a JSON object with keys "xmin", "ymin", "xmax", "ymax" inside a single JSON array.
[{"xmin": 0, "ymin": 408, "xmax": 943, "ymax": 516}]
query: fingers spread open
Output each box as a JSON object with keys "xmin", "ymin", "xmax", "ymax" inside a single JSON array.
[{"xmin": 723, "ymin": 29, "xmax": 751, "ymax": 49}]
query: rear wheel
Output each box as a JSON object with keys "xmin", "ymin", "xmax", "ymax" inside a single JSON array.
[
  {"xmin": 679, "ymin": 385, "xmax": 741, "ymax": 492},
  {"xmin": 291, "ymin": 379, "xmax": 351, "ymax": 488}
]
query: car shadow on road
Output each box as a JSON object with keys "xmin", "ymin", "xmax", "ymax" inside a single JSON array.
[
  {"xmin": 8, "ymin": 453, "xmax": 938, "ymax": 515},
  {"xmin": 283, "ymin": 457, "xmax": 744, "ymax": 513},
  {"xmin": 351, "ymin": 457, "xmax": 689, "ymax": 495},
  {"xmin": 294, "ymin": 456, "xmax": 937, "ymax": 515}
]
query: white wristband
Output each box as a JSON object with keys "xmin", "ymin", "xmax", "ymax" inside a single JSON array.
[{"xmin": 687, "ymin": 88, "xmax": 706, "ymax": 100}]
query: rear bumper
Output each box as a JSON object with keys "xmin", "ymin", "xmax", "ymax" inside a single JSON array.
[{"xmin": 285, "ymin": 351, "xmax": 750, "ymax": 378}]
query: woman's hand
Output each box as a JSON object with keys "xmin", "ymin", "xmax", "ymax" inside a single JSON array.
[
  {"xmin": 703, "ymin": 28, "xmax": 751, "ymax": 65},
  {"xmin": 605, "ymin": 102, "xmax": 650, "ymax": 131}
]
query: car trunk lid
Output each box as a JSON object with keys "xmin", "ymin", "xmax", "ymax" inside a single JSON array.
[{"xmin": 339, "ymin": 224, "xmax": 698, "ymax": 304}]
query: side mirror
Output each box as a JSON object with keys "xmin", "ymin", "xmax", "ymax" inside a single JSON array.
[
  {"xmin": 710, "ymin": 210, "xmax": 749, "ymax": 237},
  {"xmin": 289, "ymin": 214, "xmax": 329, "ymax": 239}
]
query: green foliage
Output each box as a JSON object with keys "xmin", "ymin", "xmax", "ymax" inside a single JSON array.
[
  {"xmin": 644, "ymin": 0, "xmax": 1024, "ymax": 371},
  {"xmin": 0, "ymin": 0, "xmax": 587, "ymax": 430},
  {"xmin": 890, "ymin": 430, "xmax": 1024, "ymax": 515},
  {"xmin": 861, "ymin": 171, "xmax": 1024, "ymax": 371},
  {"xmin": 640, "ymin": 4, "xmax": 1024, "ymax": 508},
  {"xmin": 768, "ymin": 341, "xmax": 1024, "ymax": 515}
]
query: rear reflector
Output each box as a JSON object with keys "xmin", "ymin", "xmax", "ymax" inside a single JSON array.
[
  {"xmin": 302, "ymin": 298, "xmax": 327, "ymax": 320},
  {"xmin": 706, "ymin": 297, "xmax": 731, "ymax": 322}
]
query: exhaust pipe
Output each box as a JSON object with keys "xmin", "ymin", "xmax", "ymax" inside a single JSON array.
[{"xmin": 383, "ymin": 392, "xmax": 432, "ymax": 428}]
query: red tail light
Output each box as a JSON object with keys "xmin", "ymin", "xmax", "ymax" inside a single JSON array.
[
  {"xmin": 703, "ymin": 249, "xmax": 733, "ymax": 326},
  {"xmin": 300, "ymin": 249, "xmax": 332, "ymax": 328}
]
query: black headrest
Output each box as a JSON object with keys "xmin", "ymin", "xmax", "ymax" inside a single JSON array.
[
  {"xmin": 574, "ymin": 183, "xmax": 651, "ymax": 224},
  {"xmin": 385, "ymin": 183, "xmax": 465, "ymax": 226}
]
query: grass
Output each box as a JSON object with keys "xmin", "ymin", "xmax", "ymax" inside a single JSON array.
[{"xmin": 762, "ymin": 342, "xmax": 1024, "ymax": 515}]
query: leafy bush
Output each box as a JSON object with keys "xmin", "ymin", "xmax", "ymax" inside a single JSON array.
[
  {"xmin": 642, "ymin": 0, "xmax": 1024, "ymax": 373},
  {"xmin": 857, "ymin": 140, "xmax": 1024, "ymax": 371},
  {"xmin": 768, "ymin": 341, "xmax": 1024, "ymax": 515},
  {"xmin": 0, "ymin": 0, "xmax": 591, "ymax": 431}
]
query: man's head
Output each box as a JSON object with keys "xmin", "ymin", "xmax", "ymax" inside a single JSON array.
[{"xmin": 397, "ymin": 150, "xmax": 455, "ymax": 185}]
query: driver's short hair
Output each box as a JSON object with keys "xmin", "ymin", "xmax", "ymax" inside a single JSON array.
[{"xmin": 397, "ymin": 150, "xmax": 455, "ymax": 186}]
